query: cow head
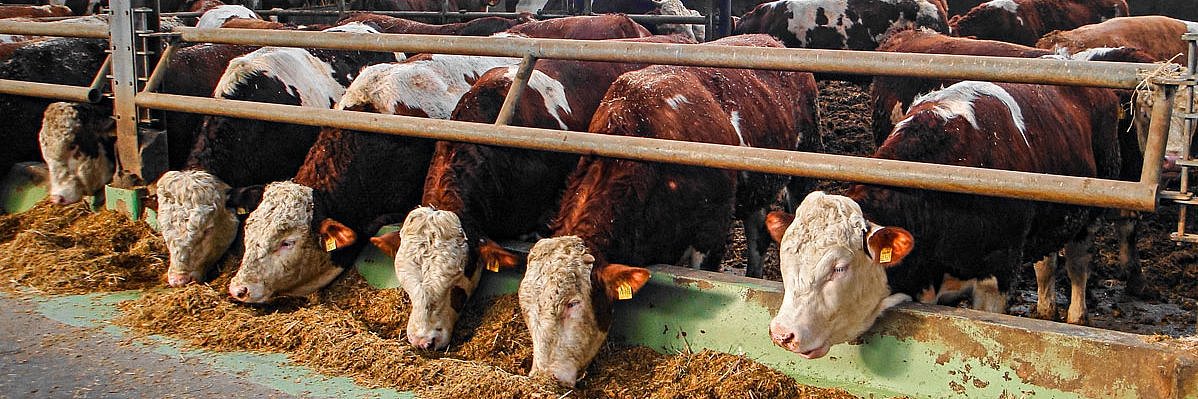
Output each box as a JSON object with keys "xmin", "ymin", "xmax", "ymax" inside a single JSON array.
[
  {"xmin": 948, "ymin": 0, "xmax": 1025, "ymax": 42},
  {"xmin": 766, "ymin": 191, "xmax": 913, "ymax": 359},
  {"xmin": 519, "ymin": 236, "xmax": 650, "ymax": 387},
  {"xmin": 378, "ymin": 206, "xmax": 520, "ymax": 350},
  {"xmin": 229, "ymin": 181, "xmax": 349, "ymax": 303},
  {"xmin": 39, "ymin": 102, "xmax": 115, "ymax": 206},
  {"xmin": 156, "ymin": 170, "xmax": 241, "ymax": 287}
]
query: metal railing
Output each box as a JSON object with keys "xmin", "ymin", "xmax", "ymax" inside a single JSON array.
[{"xmin": 141, "ymin": 26, "xmax": 1176, "ymax": 211}]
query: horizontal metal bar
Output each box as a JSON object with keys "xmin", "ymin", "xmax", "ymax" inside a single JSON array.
[
  {"xmin": 174, "ymin": 27, "xmax": 1160, "ymax": 88},
  {"xmin": 0, "ymin": 79, "xmax": 98, "ymax": 103},
  {"xmin": 0, "ymin": 20, "xmax": 109, "ymax": 38},
  {"xmin": 136, "ymin": 91, "xmax": 1159, "ymax": 211},
  {"xmin": 162, "ymin": 10, "xmax": 707, "ymax": 24}
]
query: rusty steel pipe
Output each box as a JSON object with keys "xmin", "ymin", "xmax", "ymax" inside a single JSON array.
[
  {"xmin": 161, "ymin": 10, "xmax": 708, "ymax": 24},
  {"xmin": 494, "ymin": 54, "xmax": 537, "ymax": 126},
  {"xmin": 141, "ymin": 43, "xmax": 177, "ymax": 94},
  {"xmin": 0, "ymin": 20, "xmax": 109, "ymax": 38},
  {"xmin": 174, "ymin": 27, "xmax": 1160, "ymax": 89},
  {"xmin": 1140, "ymin": 85, "xmax": 1177, "ymax": 185},
  {"xmin": 136, "ymin": 91, "xmax": 1160, "ymax": 211},
  {"xmin": 86, "ymin": 55, "xmax": 112, "ymax": 102},
  {"xmin": 0, "ymin": 79, "xmax": 98, "ymax": 103}
]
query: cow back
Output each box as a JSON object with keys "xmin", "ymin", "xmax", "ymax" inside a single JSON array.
[
  {"xmin": 870, "ymin": 29, "xmax": 1050, "ymax": 144},
  {"xmin": 734, "ymin": 0, "xmax": 948, "ymax": 50},
  {"xmin": 1035, "ymin": 16, "xmax": 1194, "ymax": 63},
  {"xmin": 949, "ymin": 0, "xmax": 1129, "ymax": 46},
  {"xmin": 505, "ymin": 14, "xmax": 652, "ymax": 39}
]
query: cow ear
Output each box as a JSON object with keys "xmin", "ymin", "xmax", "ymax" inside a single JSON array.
[
  {"xmin": 867, "ymin": 226, "xmax": 914, "ymax": 267},
  {"xmin": 369, "ymin": 230, "xmax": 402, "ymax": 257},
  {"xmin": 765, "ymin": 210, "xmax": 795, "ymax": 244},
  {"xmin": 478, "ymin": 239, "xmax": 520, "ymax": 272},
  {"xmin": 319, "ymin": 218, "xmax": 357, "ymax": 252},
  {"xmin": 598, "ymin": 264, "xmax": 651, "ymax": 300}
]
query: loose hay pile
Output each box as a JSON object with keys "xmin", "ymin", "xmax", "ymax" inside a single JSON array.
[
  {"xmin": 116, "ymin": 271, "xmax": 855, "ymax": 398},
  {"xmin": 0, "ymin": 201, "xmax": 166, "ymax": 295}
]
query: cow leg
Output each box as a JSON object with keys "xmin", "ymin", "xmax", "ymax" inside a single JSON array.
[
  {"xmin": 1033, "ymin": 254, "xmax": 1058, "ymax": 320},
  {"xmin": 1114, "ymin": 211, "xmax": 1150, "ymax": 298},
  {"xmin": 1063, "ymin": 224, "xmax": 1097, "ymax": 325},
  {"xmin": 971, "ymin": 276, "xmax": 1006, "ymax": 314},
  {"xmin": 743, "ymin": 208, "xmax": 769, "ymax": 278}
]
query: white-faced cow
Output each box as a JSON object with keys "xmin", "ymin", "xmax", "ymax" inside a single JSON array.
[
  {"xmin": 519, "ymin": 34, "xmax": 820, "ymax": 386},
  {"xmin": 733, "ymin": 0, "xmax": 948, "ymax": 50},
  {"xmin": 370, "ymin": 34, "xmax": 696, "ymax": 351},
  {"xmin": 1, "ymin": 38, "xmax": 106, "ymax": 179},
  {"xmin": 948, "ymin": 0, "xmax": 1128, "ymax": 46},
  {"xmin": 226, "ymin": 15, "xmax": 654, "ymax": 304},
  {"xmin": 766, "ymin": 80, "xmax": 1122, "ymax": 359}
]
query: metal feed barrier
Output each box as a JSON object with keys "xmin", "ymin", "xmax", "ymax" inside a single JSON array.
[{"xmin": 2, "ymin": 5, "xmax": 1198, "ymax": 398}]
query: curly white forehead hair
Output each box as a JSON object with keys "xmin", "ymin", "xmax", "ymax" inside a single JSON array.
[
  {"xmin": 157, "ymin": 170, "xmax": 233, "ymax": 258},
  {"xmin": 525, "ymin": 236, "xmax": 594, "ymax": 292},
  {"xmin": 781, "ymin": 191, "xmax": 871, "ymax": 254},
  {"xmin": 245, "ymin": 181, "xmax": 315, "ymax": 234}
]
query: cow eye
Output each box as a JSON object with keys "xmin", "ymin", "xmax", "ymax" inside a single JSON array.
[
  {"xmin": 833, "ymin": 265, "xmax": 848, "ymax": 274},
  {"xmin": 566, "ymin": 299, "xmax": 582, "ymax": 309},
  {"xmin": 279, "ymin": 239, "xmax": 296, "ymax": 250}
]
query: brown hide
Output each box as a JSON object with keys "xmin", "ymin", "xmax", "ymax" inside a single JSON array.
[
  {"xmin": 1035, "ymin": 16, "xmax": 1193, "ymax": 62},
  {"xmin": 949, "ymin": 0, "xmax": 1129, "ymax": 46}
]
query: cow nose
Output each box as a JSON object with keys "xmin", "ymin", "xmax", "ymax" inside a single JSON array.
[
  {"xmin": 769, "ymin": 322, "xmax": 796, "ymax": 347},
  {"xmin": 49, "ymin": 195, "xmax": 69, "ymax": 205},
  {"xmin": 167, "ymin": 273, "xmax": 195, "ymax": 287},
  {"xmin": 229, "ymin": 285, "xmax": 250, "ymax": 301},
  {"xmin": 409, "ymin": 336, "xmax": 437, "ymax": 350}
]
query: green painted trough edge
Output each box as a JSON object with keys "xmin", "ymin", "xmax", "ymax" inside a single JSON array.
[
  {"xmin": 26, "ymin": 291, "xmax": 412, "ymax": 399},
  {"xmin": 355, "ymin": 232, "xmax": 1198, "ymax": 399},
  {"xmin": 1, "ymin": 162, "xmax": 50, "ymax": 214}
]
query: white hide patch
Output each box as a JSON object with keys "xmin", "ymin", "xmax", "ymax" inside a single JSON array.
[
  {"xmin": 339, "ymin": 55, "xmax": 518, "ymax": 118},
  {"xmin": 214, "ymin": 47, "xmax": 346, "ymax": 109},
  {"xmin": 196, "ymin": 5, "xmax": 260, "ymax": 29},
  {"xmin": 1186, "ymin": 21, "xmax": 1198, "ymax": 34},
  {"xmin": 985, "ymin": 0, "xmax": 1018, "ymax": 13},
  {"xmin": 1062, "ymin": 47, "xmax": 1118, "ymax": 61},
  {"xmin": 729, "ymin": 111, "xmax": 748, "ymax": 146},
  {"xmin": 779, "ymin": 0, "xmax": 852, "ymax": 48},
  {"xmin": 504, "ymin": 66, "xmax": 573, "ymax": 130},
  {"xmin": 520, "ymin": 235, "xmax": 604, "ymax": 385},
  {"xmin": 323, "ymin": 22, "xmax": 380, "ymax": 34},
  {"xmin": 907, "ymin": 81, "xmax": 1028, "ymax": 146},
  {"xmin": 665, "ymin": 94, "xmax": 691, "ymax": 110},
  {"xmin": 0, "ymin": 34, "xmax": 26, "ymax": 44}
]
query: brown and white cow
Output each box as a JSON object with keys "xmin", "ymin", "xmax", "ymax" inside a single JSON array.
[
  {"xmin": 37, "ymin": 102, "xmax": 114, "ymax": 206},
  {"xmin": 349, "ymin": 0, "xmax": 498, "ymax": 12},
  {"xmin": 158, "ymin": 37, "xmax": 396, "ymax": 287},
  {"xmin": 226, "ymin": 15, "xmax": 653, "ymax": 304},
  {"xmin": 767, "ymin": 80, "xmax": 1121, "ymax": 358},
  {"xmin": 1036, "ymin": 16, "xmax": 1198, "ymax": 63},
  {"xmin": 375, "ymin": 34, "xmax": 696, "ymax": 351},
  {"xmin": 948, "ymin": 0, "xmax": 1128, "ymax": 46},
  {"xmin": 733, "ymin": 0, "xmax": 948, "ymax": 50},
  {"xmin": 519, "ymin": 34, "xmax": 820, "ymax": 386},
  {"xmin": 336, "ymin": 12, "xmax": 529, "ymax": 36}
]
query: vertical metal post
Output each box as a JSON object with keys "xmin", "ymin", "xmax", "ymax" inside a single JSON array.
[
  {"xmin": 494, "ymin": 55, "xmax": 537, "ymax": 126},
  {"xmin": 717, "ymin": 0, "xmax": 730, "ymax": 37},
  {"xmin": 703, "ymin": 0, "xmax": 713, "ymax": 42},
  {"xmin": 337, "ymin": 0, "xmax": 346, "ymax": 20},
  {"xmin": 1140, "ymin": 84, "xmax": 1177, "ymax": 186},
  {"xmin": 110, "ymin": 0, "xmax": 166, "ymax": 186},
  {"xmin": 440, "ymin": 0, "xmax": 449, "ymax": 24}
]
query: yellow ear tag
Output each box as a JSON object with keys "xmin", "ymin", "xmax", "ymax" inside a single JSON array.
[
  {"xmin": 236, "ymin": 207, "xmax": 248, "ymax": 215},
  {"xmin": 325, "ymin": 236, "xmax": 338, "ymax": 252},
  {"xmin": 486, "ymin": 260, "xmax": 499, "ymax": 272},
  {"xmin": 617, "ymin": 282, "xmax": 633, "ymax": 300},
  {"xmin": 879, "ymin": 247, "xmax": 893, "ymax": 263}
]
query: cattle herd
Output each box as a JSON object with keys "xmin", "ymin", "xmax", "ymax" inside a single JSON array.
[{"xmin": 0, "ymin": 0, "xmax": 1195, "ymax": 389}]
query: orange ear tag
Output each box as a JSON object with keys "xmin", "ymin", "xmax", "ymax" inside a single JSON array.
[
  {"xmin": 486, "ymin": 260, "xmax": 499, "ymax": 272},
  {"xmin": 325, "ymin": 236, "xmax": 338, "ymax": 252},
  {"xmin": 617, "ymin": 282, "xmax": 633, "ymax": 300},
  {"xmin": 879, "ymin": 247, "xmax": 893, "ymax": 263}
]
